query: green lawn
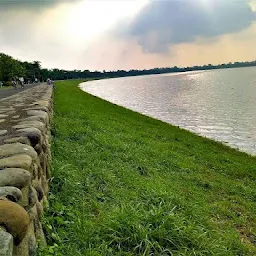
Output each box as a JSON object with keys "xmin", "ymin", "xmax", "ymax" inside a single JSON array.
[
  {"xmin": 0, "ymin": 86, "xmax": 11, "ymax": 90},
  {"xmin": 41, "ymin": 79, "xmax": 256, "ymax": 255}
]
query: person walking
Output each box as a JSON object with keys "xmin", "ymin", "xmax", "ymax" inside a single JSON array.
[
  {"xmin": 12, "ymin": 78, "xmax": 17, "ymax": 89},
  {"xmin": 51, "ymin": 79, "xmax": 55, "ymax": 90},
  {"xmin": 19, "ymin": 77, "xmax": 24, "ymax": 88}
]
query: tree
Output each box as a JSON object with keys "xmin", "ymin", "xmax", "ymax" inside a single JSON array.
[{"xmin": 0, "ymin": 53, "xmax": 25, "ymax": 81}]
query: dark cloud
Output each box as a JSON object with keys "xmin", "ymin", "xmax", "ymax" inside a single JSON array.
[{"xmin": 124, "ymin": 0, "xmax": 255, "ymax": 53}]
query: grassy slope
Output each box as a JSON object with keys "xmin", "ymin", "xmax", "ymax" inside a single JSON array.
[{"xmin": 42, "ymin": 79, "xmax": 256, "ymax": 255}]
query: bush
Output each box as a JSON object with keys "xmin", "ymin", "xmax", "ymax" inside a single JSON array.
[{"xmin": 3, "ymin": 81, "xmax": 12, "ymax": 87}]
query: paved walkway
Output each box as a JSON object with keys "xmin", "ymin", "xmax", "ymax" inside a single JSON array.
[
  {"xmin": 0, "ymin": 83, "xmax": 50, "ymax": 138},
  {"xmin": 0, "ymin": 83, "xmax": 42, "ymax": 100}
]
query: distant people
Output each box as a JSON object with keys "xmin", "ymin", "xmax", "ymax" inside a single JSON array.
[
  {"xmin": 19, "ymin": 77, "xmax": 24, "ymax": 88},
  {"xmin": 34, "ymin": 77, "xmax": 38, "ymax": 83},
  {"xmin": 47, "ymin": 78, "xmax": 55, "ymax": 89},
  {"xmin": 51, "ymin": 79, "xmax": 55, "ymax": 89},
  {"xmin": 0, "ymin": 81, "xmax": 3, "ymax": 89},
  {"xmin": 12, "ymin": 78, "xmax": 17, "ymax": 89}
]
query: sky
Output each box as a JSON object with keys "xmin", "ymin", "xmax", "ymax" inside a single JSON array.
[{"xmin": 0, "ymin": 0, "xmax": 255, "ymax": 71}]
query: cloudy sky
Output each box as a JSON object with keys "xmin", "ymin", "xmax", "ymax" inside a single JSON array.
[{"xmin": 0, "ymin": 0, "xmax": 256, "ymax": 71}]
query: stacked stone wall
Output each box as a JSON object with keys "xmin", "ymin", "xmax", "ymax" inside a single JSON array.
[{"xmin": 0, "ymin": 84, "xmax": 53, "ymax": 256}]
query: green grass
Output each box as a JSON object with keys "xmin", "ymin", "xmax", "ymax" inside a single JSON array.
[
  {"xmin": 0, "ymin": 86, "xmax": 11, "ymax": 90},
  {"xmin": 41, "ymin": 79, "xmax": 256, "ymax": 255}
]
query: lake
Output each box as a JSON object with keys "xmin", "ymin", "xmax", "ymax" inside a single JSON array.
[{"xmin": 80, "ymin": 67, "xmax": 256, "ymax": 155}]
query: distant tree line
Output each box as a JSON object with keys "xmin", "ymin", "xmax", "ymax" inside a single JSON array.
[{"xmin": 1, "ymin": 52, "xmax": 256, "ymax": 86}]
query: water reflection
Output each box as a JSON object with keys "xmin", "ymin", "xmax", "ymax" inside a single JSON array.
[{"xmin": 80, "ymin": 67, "xmax": 256, "ymax": 155}]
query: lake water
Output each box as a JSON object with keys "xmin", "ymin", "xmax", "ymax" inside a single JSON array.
[{"xmin": 80, "ymin": 67, "xmax": 256, "ymax": 156}]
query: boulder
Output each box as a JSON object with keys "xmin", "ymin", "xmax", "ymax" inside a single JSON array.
[
  {"xmin": 17, "ymin": 128, "xmax": 42, "ymax": 147},
  {"xmin": 0, "ymin": 230, "xmax": 13, "ymax": 256},
  {"xmin": 0, "ymin": 143, "xmax": 37, "ymax": 160},
  {"xmin": 4, "ymin": 137, "xmax": 31, "ymax": 145},
  {"xmin": 0, "ymin": 187, "xmax": 22, "ymax": 202},
  {"xmin": 13, "ymin": 121, "xmax": 45, "ymax": 133},
  {"xmin": 0, "ymin": 168, "xmax": 31, "ymax": 188},
  {"xmin": 0, "ymin": 130, "xmax": 7, "ymax": 136},
  {"xmin": 28, "ymin": 187, "xmax": 38, "ymax": 208},
  {"xmin": 0, "ymin": 200, "xmax": 29, "ymax": 244},
  {"xmin": 26, "ymin": 110, "xmax": 48, "ymax": 124},
  {"xmin": 0, "ymin": 155, "xmax": 33, "ymax": 171},
  {"xmin": 36, "ymin": 202, "xmax": 43, "ymax": 219}
]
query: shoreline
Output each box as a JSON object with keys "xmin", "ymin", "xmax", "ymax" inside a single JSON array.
[
  {"xmin": 79, "ymin": 78, "xmax": 256, "ymax": 157},
  {"xmin": 41, "ymin": 79, "xmax": 256, "ymax": 255}
]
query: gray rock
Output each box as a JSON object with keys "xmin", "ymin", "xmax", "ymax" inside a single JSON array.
[
  {"xmin": 33, "ymin": 100, "xmax": 50, "ymax": 109},
  {"xmin": 26, "ymin": 110, "xmax": 48, "ymax": 123},
  {"xmin": 0, "ymin": 168, "xmax": 31, "ymax": 188},
  {"xmin": 5, "ymin": 111, "xmax": 15, "ymax": 115},
  {"xmin": 0, "ymin": 143, "xmax": 37, "ymax": 160},
  {"xmin": 34, "ymin": 144, "xmax": 42, "ymax": 154},
  {"xmin": 0, "ymin": 130, "xmax": 7, "ymax": 136},
  {"xmin": 0, "ymin": 108, "xmax": 14, "ymax": 113},
  {"xmin": 36, "ymin": 202, "xmax": 43, "ymax": 219},
  {"xmin": 34, "ymin": 184, "xmax": 44, "ymax": 201},
  {"xmin": 0, "ymin": 230, "xmax": 13, "ymax": 256},
  {"xmin": 16, "ymin": 128, "xmax": 42, "ymax": 146},
  {"xmin": 27, "ymin": 205, "xmax": 37, "ymax": 222},
  {"xmin": 28, "ymin": 187, "xmax": 38, "ymax": 208},
  {"xmin": 4, "ymin": 137, "xmax": 31, "ymax": 145},
  {"xmin": 14, "ymin": 120, "xmax": 45, "ymax": 133},
  {"xmin": 0, "ymin": 119, "xmax": 5, "ymax": 123},
  {"xmin": 21, "ymin": 116, "xmax": 45, "ymax": 123},
  {"xmin": 0, "ymin": 154, "xmax": 33, "ymax": 171},
  {"xmin": 28, "ymin": 233, "xmax": 37, "ymax": 256},
  {"xmin": 0, "ymin": 186, "xmax": 22, "ymax": 202},
  {"xmin": 0, "ymin": 114, "xmax": 8, "ymax": 118},
  {"xmin": 24, "ymin": 106, "xmax": 48, "ymax": 113}
]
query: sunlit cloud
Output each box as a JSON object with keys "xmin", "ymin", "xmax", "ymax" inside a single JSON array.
[
  {"xmin": 65, "ymin": 0, "xmax": 148, "ymax": 44},
  {"xmin": 0, "ymin": 0, "xmax": 255, "ymax": 70},
  {"xmin": 250, "ymin": 0, "xmax": 256, "ymax": 11}
]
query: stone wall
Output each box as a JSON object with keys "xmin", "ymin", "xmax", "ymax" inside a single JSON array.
[{"xmin": 0, "ymin": 84, "xmax": 53, "ymax": 256}]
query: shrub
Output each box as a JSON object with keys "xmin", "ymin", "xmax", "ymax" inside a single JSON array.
[{"xmin": 3, "ymin": 81, "xmax": 12, "ymax": 87}]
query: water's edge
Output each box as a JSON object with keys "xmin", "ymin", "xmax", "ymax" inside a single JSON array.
[{"xmin": 79, "ymin": 81, "xmax": 255, "ymax": 157}]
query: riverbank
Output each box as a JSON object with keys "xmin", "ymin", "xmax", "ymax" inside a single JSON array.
[{"xmin": 41, "ymin": 79, "xmax": 256, "ymax": 255}]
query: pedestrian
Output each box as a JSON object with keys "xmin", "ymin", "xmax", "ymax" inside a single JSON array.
[
  {"xmin": 19, "ymin": 77, "xmax": 24, "ymax": 88},
  {"xmin": 51, "ymin": 79, "xmax": 55, "ymax": 90},
  {"xmin": 12, "ymin": 78, "xmax": 17, "ymax": 89}
]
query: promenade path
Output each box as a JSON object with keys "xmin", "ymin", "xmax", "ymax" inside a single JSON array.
[
  {"xmin": 0, "ymin": 83, "xmax": 53, "ymax": 255},
  {"xmin": 0, "ymin": 83, "xmax": 42, "ymax": 100}
]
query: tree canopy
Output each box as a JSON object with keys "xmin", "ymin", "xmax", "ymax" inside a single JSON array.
[{"xmin": 0, "ymin": 52, "xmax": 256, "ymax": 85}]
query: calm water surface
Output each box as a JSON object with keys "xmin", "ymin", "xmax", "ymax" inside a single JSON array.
[{"xmin": 80, "ymin": 67, "xmax": 256, "ymax": 155}]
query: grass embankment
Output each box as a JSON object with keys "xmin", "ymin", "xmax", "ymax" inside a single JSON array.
[{"xmin": 41, "ymin": 79, "xmax": 256, "ymax": 255}]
